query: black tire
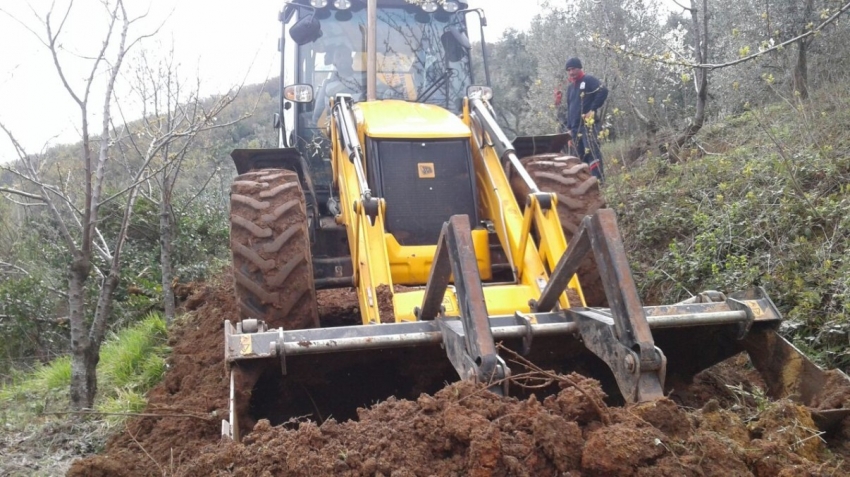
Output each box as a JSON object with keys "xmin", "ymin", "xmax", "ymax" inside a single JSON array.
[
  {"xmin": 510, "ymin": 154, "xmax": 608, "ymax": 306},
  {"xmin": 230, "ymin": 169, "xmax": 319, "ymax": 329}
]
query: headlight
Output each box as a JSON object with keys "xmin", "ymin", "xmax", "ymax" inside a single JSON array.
[
  {"xmin": 284, "ymin": 84, "xmax": 314, "ymax": 103},
  {"xmin": 467, "ymin": 85, "xmax": 493, "ymax": 101},
  {"xmin": 421, "ymin": 1, "xmax": 438, "ymax": 13},
  {"xmin": 333, "ymin": 0, "xmax": 351, "ymax": 9},
  {"xmin": 310, "ymin": 0, "xmax": 328, "ymax": 7},
  {"xmin": 442, "ymin": 1, "xmax": 459, "ymax": 13}
]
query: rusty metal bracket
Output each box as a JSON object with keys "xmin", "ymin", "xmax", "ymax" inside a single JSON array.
[
  {"xmin": 426, "ymin": 215, "xmax": 508, "ymax": 393},
  {"xmin": 570, "ymin": 308, "xmax": 667, "ymax": 402},
  {"xmin": 416, "ymin": 223, "xmax": 452, "ymax": 321},
  {"xmin": 548, "ymin": 209, "xmax": 666, "ymax": 402}
]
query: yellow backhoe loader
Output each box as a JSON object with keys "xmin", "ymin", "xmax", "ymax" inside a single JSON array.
[{"xmin": 221, "ymin": 0, "xmax": 849, "ymax": 441}]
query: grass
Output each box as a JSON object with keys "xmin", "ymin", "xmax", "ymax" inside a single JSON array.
[
  {"xmin": 99, "ymin": 313, "xmax": 168, "ymax": 391},
  {"xmin": 0, "ymin": 312, "xmax": 170, "ymax": 427}
]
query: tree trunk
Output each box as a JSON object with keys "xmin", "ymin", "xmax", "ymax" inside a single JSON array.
[
  {"xmin": 670, "ymin": 0, "xmax": 709, "ymax": 161},
  {"xmin": 160, "ymin": 194, "xmax": 176, "ymax": 324},
  {"xmin": 792, "ymin": 0, "xmax": 814, "ymax": 100},
  {"xmin": 68, "ymin": 253, "xmax": 95, "ymax": 410},
  {"xmin": 70, "ymin": 344, "xmax": 99, "ymax": 409},
  {"xmin": 793, "ymin": 38, "xmax": 809, "ymax": 99}
]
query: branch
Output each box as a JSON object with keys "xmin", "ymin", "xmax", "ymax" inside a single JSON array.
[
  {"xmin": 0, "ymin": 187, "xmax": 45, "ymax": 202},
  {"xmin": 0, "ymin": 124, "xmax": 77, "ymax": 252},
  {"xmin": 0, "ymin": 260, "xmax": 30, "ymax": 276},
  {"xmin": 596, "ymin": 0, "xmax": 850, "ymax": 71},
  {"xmin": 669, "ymin": 0, "xmax": 693, "ymax": 12},
  {"xmin": 93, "ymin": 227, "xmax": 113, "ymax": 263},
  {"xmin": 44, "ymin": 0, "xmax": 92, "ymax": 107}
]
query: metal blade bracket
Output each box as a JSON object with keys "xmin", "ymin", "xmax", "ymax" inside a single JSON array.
[
  {"xmin": 558, "ymin": 210, "xmax": 666, "ymax": 402},
  {"xmin": 425, "ymin": 215, "xmax": 509, "ymax": 394}
]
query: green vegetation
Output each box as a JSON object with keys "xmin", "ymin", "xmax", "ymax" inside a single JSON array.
[
  {"xmin": 1, "ymin": 312, "xmax": 170, "ymax": 427},
  {"xmin": 605, "ymin": 85, "xmax": 850, "ymax": 370}
]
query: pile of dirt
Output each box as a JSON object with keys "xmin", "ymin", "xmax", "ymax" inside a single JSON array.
[
  {"xmin": 186, "ymin": 379, "xmax": 850, "ymax": 476},
  {"xmin": 68, "ymin": 276, "xmax": 850, "ymax": 476},
  {"xmin": 68, "ymin": 279, "xmax": 234, "ymax": 476}
]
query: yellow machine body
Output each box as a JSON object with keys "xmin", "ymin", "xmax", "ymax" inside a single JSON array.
[{"xmin": 329, "ymin": 99, "xmax": 581, "ymax": 324}]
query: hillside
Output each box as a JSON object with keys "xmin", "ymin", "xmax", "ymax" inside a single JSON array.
[{"xmin": 610, "ymin": 84, "xmax": 850, "ymax": 372}]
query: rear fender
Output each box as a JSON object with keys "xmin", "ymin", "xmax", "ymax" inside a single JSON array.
[
  {"xmin": 231, "ymin": 148, "xmax": 304, "ymax": 176},
  {"xmin": 511, "ymin": 132, "xmax": 571, "ymax": 160}
]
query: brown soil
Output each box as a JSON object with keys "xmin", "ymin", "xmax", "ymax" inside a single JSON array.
[
  {"xmin": 68, "ymin": 276, "xmax": 850, "ymax": 476},
  {"xmin": 376, "ymin": 284, "xmax": 395, "ymax": 323},
  {"xmin": 317, "ymin": 288, "xmax": 361, "ymax": 327}
]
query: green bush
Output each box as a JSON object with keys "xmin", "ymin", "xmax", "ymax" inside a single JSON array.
[
  {"xmin": 607, "ymin": 87, "xmax": 850, "ymax": 370},
  {"xmin": 0, "ymin": 275, "xmax": 66, "ymax": 363}
]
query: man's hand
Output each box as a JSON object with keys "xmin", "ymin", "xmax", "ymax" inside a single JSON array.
[{"xmin": 582, "ymin": 110, "xmax": 595, "ymax": 121}]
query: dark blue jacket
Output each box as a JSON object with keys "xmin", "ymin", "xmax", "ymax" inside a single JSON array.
[{"xmin": 562, "ymin": 74, "xmax": 608, "ymax": 130}]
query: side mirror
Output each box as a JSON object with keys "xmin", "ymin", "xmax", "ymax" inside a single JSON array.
[
  {"xmin": 449, "ymin": 24, "xmax": 471, "ymax": 49},
  {"xmin": 289, "ymin": 14, "xmax": 322, "ymax": 45},
  {"xmin": 284, "ymin": 84, "xmax": 314, "ymax": 103},
  {"xmin": 441, "ymin": 27, "xmax": 468, "ymax": 63}
]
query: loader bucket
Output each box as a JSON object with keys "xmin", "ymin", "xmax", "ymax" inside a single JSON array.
[{"xmin": 222, "ymin": 211, "xmax": 850, "ymax": 440}]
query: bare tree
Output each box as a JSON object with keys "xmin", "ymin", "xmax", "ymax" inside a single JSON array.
[
  {"xmin": 117, "ymin": 48, "xmax": 242, "ymax": 324},
  {"xmin": 667, "ymin": 0, "xmax": 710, "ymax": 159},
  {"xmin": 787, "ymin": 0, "xmax": 817, "ymax": 99},
  {"xmin": 0, "ymin": 0, "xmax": 160, "ymax": 409}
]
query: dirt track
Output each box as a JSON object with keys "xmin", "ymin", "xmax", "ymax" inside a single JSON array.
[{"xmin": 68, "ymin": 277, "xmax": 850, "ymax": 476}]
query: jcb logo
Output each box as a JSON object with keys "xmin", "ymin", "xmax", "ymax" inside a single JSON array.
[{"xmin": 418, "ymin": 162, "xmax": 435, "ymax": 178}]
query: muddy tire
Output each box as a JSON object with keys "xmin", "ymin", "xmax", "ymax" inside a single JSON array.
[
  {"xmin": 230, "ymin": 169, "xmax": 319, "ymax": 329},
  {"xmin": 510, "ymin": 154, "xmax": 608, "ymax": 306}
]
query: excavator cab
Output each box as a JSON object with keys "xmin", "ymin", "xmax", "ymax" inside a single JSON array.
[{"xmin": 275, "ymin": 0, "xmax": 480, "ymax": 193}]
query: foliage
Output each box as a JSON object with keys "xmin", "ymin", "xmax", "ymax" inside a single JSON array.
[
  {"xmin": 496, "ymin": 0, "xmax": 850, "ymax": 142},
  {"xmin": 0, "ymin": 275, "xmax": 67, "ymax": 363},
  {"xmin": 487, "ymin": 29, "xmax": 537, "ymax": 136},
  {"xmin": 0, "ymin": 83, "xmax": 275, "ymax": 370},
  {"xmin": 606, "ymin": 83, "xmax": 850, "ymax": 370},
  {"xmin": 98, "ymin": 312, "xmax": 168, "ymax": 392}
]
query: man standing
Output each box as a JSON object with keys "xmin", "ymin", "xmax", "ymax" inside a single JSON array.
[{"xmin": 556, "ymin": 57, "xmax": 608, "ymax": 180}]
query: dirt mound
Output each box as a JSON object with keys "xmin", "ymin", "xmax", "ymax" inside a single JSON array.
[
  {"xmin": 68, "ymin": 277, "xmax": 850, "ymax": 476},
  {"xmin": 183, "ymin": 378, "xmax": 846, "ymax": 476},
  {"xmin": 68, "ymin": 278, "xmax": 234, "ymax": 477}
]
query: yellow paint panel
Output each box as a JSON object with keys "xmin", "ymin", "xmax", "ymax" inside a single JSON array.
[
  {"xmin": 744, "ymin": 300, "xmax": 764, "ymax": 318},
  {"xmin": 385, "ymin": 230, "xmax": 492, "ymax": 285},
  {"xmin": 356, "ymin": 100, "xmax": 471, "ymax": 138},
  {"xmin": 392, "ymin": 285, "xmax": 536, "ymax": 322},
  {"xmin": 240, "ymin": 335, "xmax": 252, "ymax": 355}
]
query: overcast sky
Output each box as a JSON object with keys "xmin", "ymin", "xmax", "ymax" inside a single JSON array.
[{"xmin": 0, "ymin": 0, "xmax": 633, "ymax": 161}]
